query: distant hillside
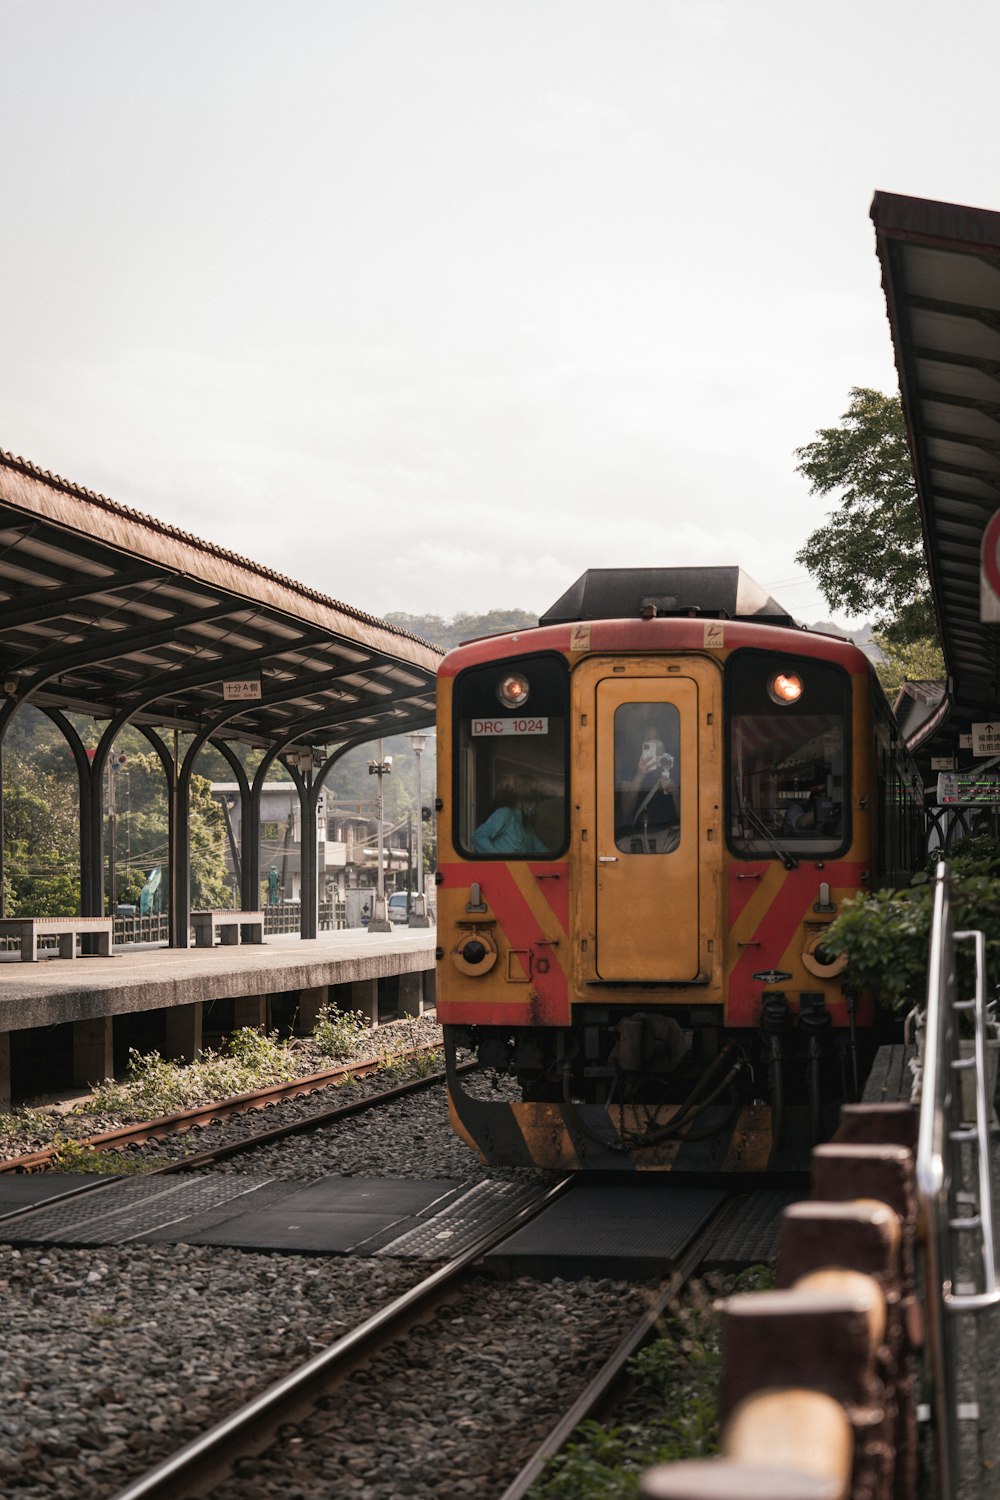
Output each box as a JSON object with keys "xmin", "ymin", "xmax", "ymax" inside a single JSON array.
[
  {"xmin": 385, "ymin": 609, "xmax": 538, "ymax": 652},
  {"xmin": 804, "ymin": 618, "xmax": 882, "ymax": 664},
  {"xmin": 388, "ymin": 608, "xmax": 885, "ymax": 664}
]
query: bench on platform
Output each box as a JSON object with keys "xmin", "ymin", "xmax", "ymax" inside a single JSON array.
[
  {"xmin": 191, "ymin": 909, "xmax": 266, "ymax": 948},
  {"xmin": 0, "ymin": 916, "xmax": 114, "ymax": 963}
]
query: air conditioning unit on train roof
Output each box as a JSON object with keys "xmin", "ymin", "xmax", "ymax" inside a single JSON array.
[{"xmin": 539, "ymin": 566, "xmax": 796, "ymax": 628}]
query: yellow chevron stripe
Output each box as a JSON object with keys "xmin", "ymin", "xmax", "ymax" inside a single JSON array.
[{"xmin": 730, "ymin": 864, "xmax": 787, "ymax": 946}]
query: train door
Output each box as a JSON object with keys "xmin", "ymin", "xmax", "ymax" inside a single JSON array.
[{"xmin": 594, "ymin": 676, "xmax": 701, "ymax": 980}]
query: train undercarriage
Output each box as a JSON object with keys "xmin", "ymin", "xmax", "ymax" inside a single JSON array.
[{"xmin": 444, "ymin": 1004, "xmax": 890, "ymax": 1171}]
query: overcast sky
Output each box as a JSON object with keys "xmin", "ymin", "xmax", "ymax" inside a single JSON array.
[{"xmin": 3, "ymin": 1, "xmax": 997, "ymax": 629}]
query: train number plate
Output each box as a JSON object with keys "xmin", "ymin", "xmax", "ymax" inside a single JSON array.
[{"xmin": 471, "ymin": 718, "xmax": 549, "ymax": 736}]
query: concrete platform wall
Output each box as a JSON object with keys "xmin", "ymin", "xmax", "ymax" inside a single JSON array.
[{"xmin": 0, "ymin": 932, "xmax": 436, "ymax": 1108}]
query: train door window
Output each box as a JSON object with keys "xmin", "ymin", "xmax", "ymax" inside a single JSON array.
[
  {"xmin": 727, "ymin": 650, "xmax": 850, "ymax": 859},
  {"xmin": 613, "ymin": 702, "xmax": 681, "ymax": 854},
  {"xmin": 453, "ymin": 654, "xmax": 568, "ymax": 858}
]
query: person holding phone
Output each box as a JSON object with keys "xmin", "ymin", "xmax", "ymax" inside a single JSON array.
[{"xmin": 617, "ymin": 723, "xmax": 680, "ymax": 853}]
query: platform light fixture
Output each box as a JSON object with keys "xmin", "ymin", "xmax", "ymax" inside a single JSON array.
[{"xmin": 367, "ymin": 741, "xmax": 392, "ymax": 932}]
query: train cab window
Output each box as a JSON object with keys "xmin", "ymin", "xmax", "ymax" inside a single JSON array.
[
  {"xmin": 727, "ymin": 650, "xmax": 849, "ymax": 859},
  {"xmin": 454, "ymin": 655, "xmax": 568, "ymax": 858},
  {"xmin": 614, "ymin": 703, "xmax": 681, "ymax": 854}
]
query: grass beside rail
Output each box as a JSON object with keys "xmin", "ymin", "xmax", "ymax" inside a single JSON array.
[
  {"xmin": 0, "ymin": 1008, "xmax": 442, "ymax": 1160},
  {"xmin": 528, "ymin": 1267, "xmax": 775, "ymax": 1499}
]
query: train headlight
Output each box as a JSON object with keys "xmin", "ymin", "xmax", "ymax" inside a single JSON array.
[
  {"xmin": 768, "ymin": 670, "xmax": 804, "ymax": 705},
  {"xmin": 497, "ymin": 672, "xmax": 530, "ymax": 709}
]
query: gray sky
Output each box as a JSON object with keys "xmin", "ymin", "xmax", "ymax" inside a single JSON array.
[{"xmin": 3, "ymin": 1, "xmax": 996, "ymax": 628}]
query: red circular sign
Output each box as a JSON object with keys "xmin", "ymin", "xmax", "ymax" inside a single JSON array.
[{"xmin": 983, "ymin": 510, "xmax": 1000, "ymax": 600}]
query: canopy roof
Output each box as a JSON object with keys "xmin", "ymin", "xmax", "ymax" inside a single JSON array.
[
  {"xmin": 872, "ymin": 191, "xmax": 1000, "ymax": 729},
  {"xmin": 0, "ymin": 450, "xmax": 441, "ymax": 752}
]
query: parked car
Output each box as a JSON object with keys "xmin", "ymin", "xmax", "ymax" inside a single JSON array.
[{"xmin": 387, "ymin": 891, "xmax": 410, "ymax": 924}]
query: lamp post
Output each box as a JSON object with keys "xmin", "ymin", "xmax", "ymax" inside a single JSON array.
[
  {"xmin": 408, "ymin": 731, "xmax": 430, "ymax": 927},
  {"xmin": 367, "ymin": 740, "xmax": 392, "ymax": 933}
]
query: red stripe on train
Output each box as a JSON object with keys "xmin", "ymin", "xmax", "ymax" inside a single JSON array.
[
  {"xmin": 728, "ymin": 861, "xmax": 864, "ymax": 1026},
  {"xmin": 445, "ymin": 860, "xmax": 569, "ymax": 1024}
]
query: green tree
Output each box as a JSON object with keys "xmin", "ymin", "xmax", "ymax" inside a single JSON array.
[
  {"xmin": 795, "ymin": 388, "xmax": 936, "ymax": 646},
  {"xmin": 872, "ymin": 632, "xmax": 946, "ymax": 702},
  {"xmin": 1, "ymin": 714, "xmax": 232, "ymax": 916},
  {"xmin": 188, "ymin": 772, "xmax": 231, "ymax": 908},
  {"xmin": 2, "ymin": 740, "xmax": 80, "ymax": 915},
  {"xmin": 2, "ymin": 785, "xmax": 80, "ymax": 915},
  {"xmin": 109, "ymin": 746, "xmax": 230, "ymax": 909}
]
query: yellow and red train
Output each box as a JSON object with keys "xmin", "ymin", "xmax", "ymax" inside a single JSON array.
[{"xmin": 435, "ymin": 568, "xmax": 924, "ymax": 1170}]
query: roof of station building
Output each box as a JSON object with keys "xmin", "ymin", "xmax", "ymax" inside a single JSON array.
[
  {"xmin": 872, "ymin": 190, "xmax": 1000, "ymax": 728},
  {"xmin": 0, "ymin": 449, "xmax": 441, "ymax": 751}
]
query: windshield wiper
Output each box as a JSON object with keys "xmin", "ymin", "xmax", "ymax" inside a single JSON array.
[{"xmin": 737, "ymin": 796, "xmax": 797, "ymax": 870}]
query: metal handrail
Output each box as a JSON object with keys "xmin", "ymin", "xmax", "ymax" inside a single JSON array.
[{"xmin": 916, "ymin": 862, "xmax": 1000, "ymax": 1497}]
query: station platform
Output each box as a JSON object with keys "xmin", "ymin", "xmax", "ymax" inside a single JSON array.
[
  {"xmin": 0, "ymin": 1170, "xmax": 801, "ymax": 1276},
  {"xmin": 0, "ymin": 929, "xmax": 435, "ymax": 1108}
]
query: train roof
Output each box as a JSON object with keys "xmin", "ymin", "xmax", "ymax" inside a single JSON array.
[{"xmin": 539, "ymin": 567, "xmax": 796, "ymax": 628}]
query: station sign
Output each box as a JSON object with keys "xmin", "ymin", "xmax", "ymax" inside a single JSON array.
[
  {"xmin": 972, "ymin": 722, "xmax": 1000, "ymax": 756},
  {"xmin": 223, "ymin": 678, "xmax": 262, "ymax": 701},
  {"xmin": 930, "ymin": 757, "xmax": 955, "ymax": 771},
  {"xmin": 937, "ymin": 769, "xmax": 1000, "ymax": 805}
]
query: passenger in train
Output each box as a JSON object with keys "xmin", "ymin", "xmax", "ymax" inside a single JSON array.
[
  {"xmin": 782, "ymin": 765, "xmax": 838, "ymax": 835},
  {"xmin": 472, "ymin": 782, "xmax": 548, "ymax": 855}
]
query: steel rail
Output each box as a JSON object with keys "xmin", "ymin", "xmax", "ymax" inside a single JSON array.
[
  {"xmin": 108, "ymin": 1175, "xmax": 575, "ymax": 1500},
  {"xmin": 0, "ymin": 1062, "xmax": 475, "ymax": 1222},
  {"xmin": 148, "ymin": 1060, "xmax": 476, "ymax": 1173},
  {"xmin": 0, "ymin": 1041, "xmax": 450, "ymax": 1174},
  {"xmin": 497, "ymin": 1193, "xmax": 735, "ymax": 1499}
]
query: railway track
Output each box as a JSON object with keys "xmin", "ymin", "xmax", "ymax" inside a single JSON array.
[
  {"xmin": 0, "ymin": 1071, "xmax": 782, "ymax": 1499},
  {"xmin": 108, "ymin": 1175, "xmax": 576, "ymax": 1500},
  {"xmin": 99, "ymin": 1183, "xmax": 738, "ymax": 1500},
  {"xmin": 0, "ymin": 1065, "xmax": 483, "ymax": 1236},
  {"xmin": 0, "ymin": 1043, "xmax": 460, "ymax": 1175},
  {"xmin": 497, "ymin": 1193, "xmax": 733, "ymax": 1500}
]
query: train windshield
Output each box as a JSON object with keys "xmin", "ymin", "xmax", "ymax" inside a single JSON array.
[
  {"xmin": 727, "ymin": 650, "xmax": 850, "ymax": 859},
  {"xmin": 454, "ymin": 654, "xmax": 568, "ymax": 859}
]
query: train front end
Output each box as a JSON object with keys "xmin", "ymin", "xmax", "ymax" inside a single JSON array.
[{"xmin": 435, "ymin": 570, "xmax": 919, "ymax": 1170}]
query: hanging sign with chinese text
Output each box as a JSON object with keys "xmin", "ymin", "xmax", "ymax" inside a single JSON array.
[
  {"xmin": 223, "ymin": 678, "xmax": 262, "ymax": 701},
  {"xmin": 972, "ymin": 722, "xmax": 1000, "ymax": 756}
]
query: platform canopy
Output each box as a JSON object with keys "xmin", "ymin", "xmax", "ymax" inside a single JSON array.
[
  {"xmin": 0, "ymin": 449, "xmax": 441, "ymax": 750},
  {"xmin": 872, "ymin": 191, "xmax": 1000, "ymax": 730}
]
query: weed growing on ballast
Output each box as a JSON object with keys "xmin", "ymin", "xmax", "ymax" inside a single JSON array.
[
  {"xmin": 528, "ymin": 1267, "xmax": 775, "ymax": 1499},
  {"xmin": 48, "ymin": 1137, "xmax": 163, "ymax": 1175},
  {"xmin": 86, "ymin": 1029, "xmax": 301, "ymax": 1118},
  {"xmin": 0, "ymin": 1107, "xmax": 48, "ymax": 1145},
  {"xmin": 310, "ymin": 1004, "xmax": 370, "ymax": 1060}
]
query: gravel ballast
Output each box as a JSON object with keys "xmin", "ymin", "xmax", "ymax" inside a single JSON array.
[
  {"xmin": 0, "ymin": 1243, "xmax": 428, "ymax": 1500},
  {"xmin": 0, "ymin": 1017, "xmax": 633, "ymax": 1499},
  {"xmin": 0, "ymin": 1015, "xmax": 709, "ymax": 1499},
  {"xmin": 0, "ymin": 1241, "xmax": 656, "ymax": 1500}
]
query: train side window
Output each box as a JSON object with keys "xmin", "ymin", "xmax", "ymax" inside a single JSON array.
[
  {"xmin": 613, "ymin": 703, "xmax": 681, "ymax": 854},
  {"xmin": 727, "ymin": 651, "xmax": 850, "ymax": 859},
  {"xmin": 454, "ymin": 655, "xmax": 568, "ymax": 859}
]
